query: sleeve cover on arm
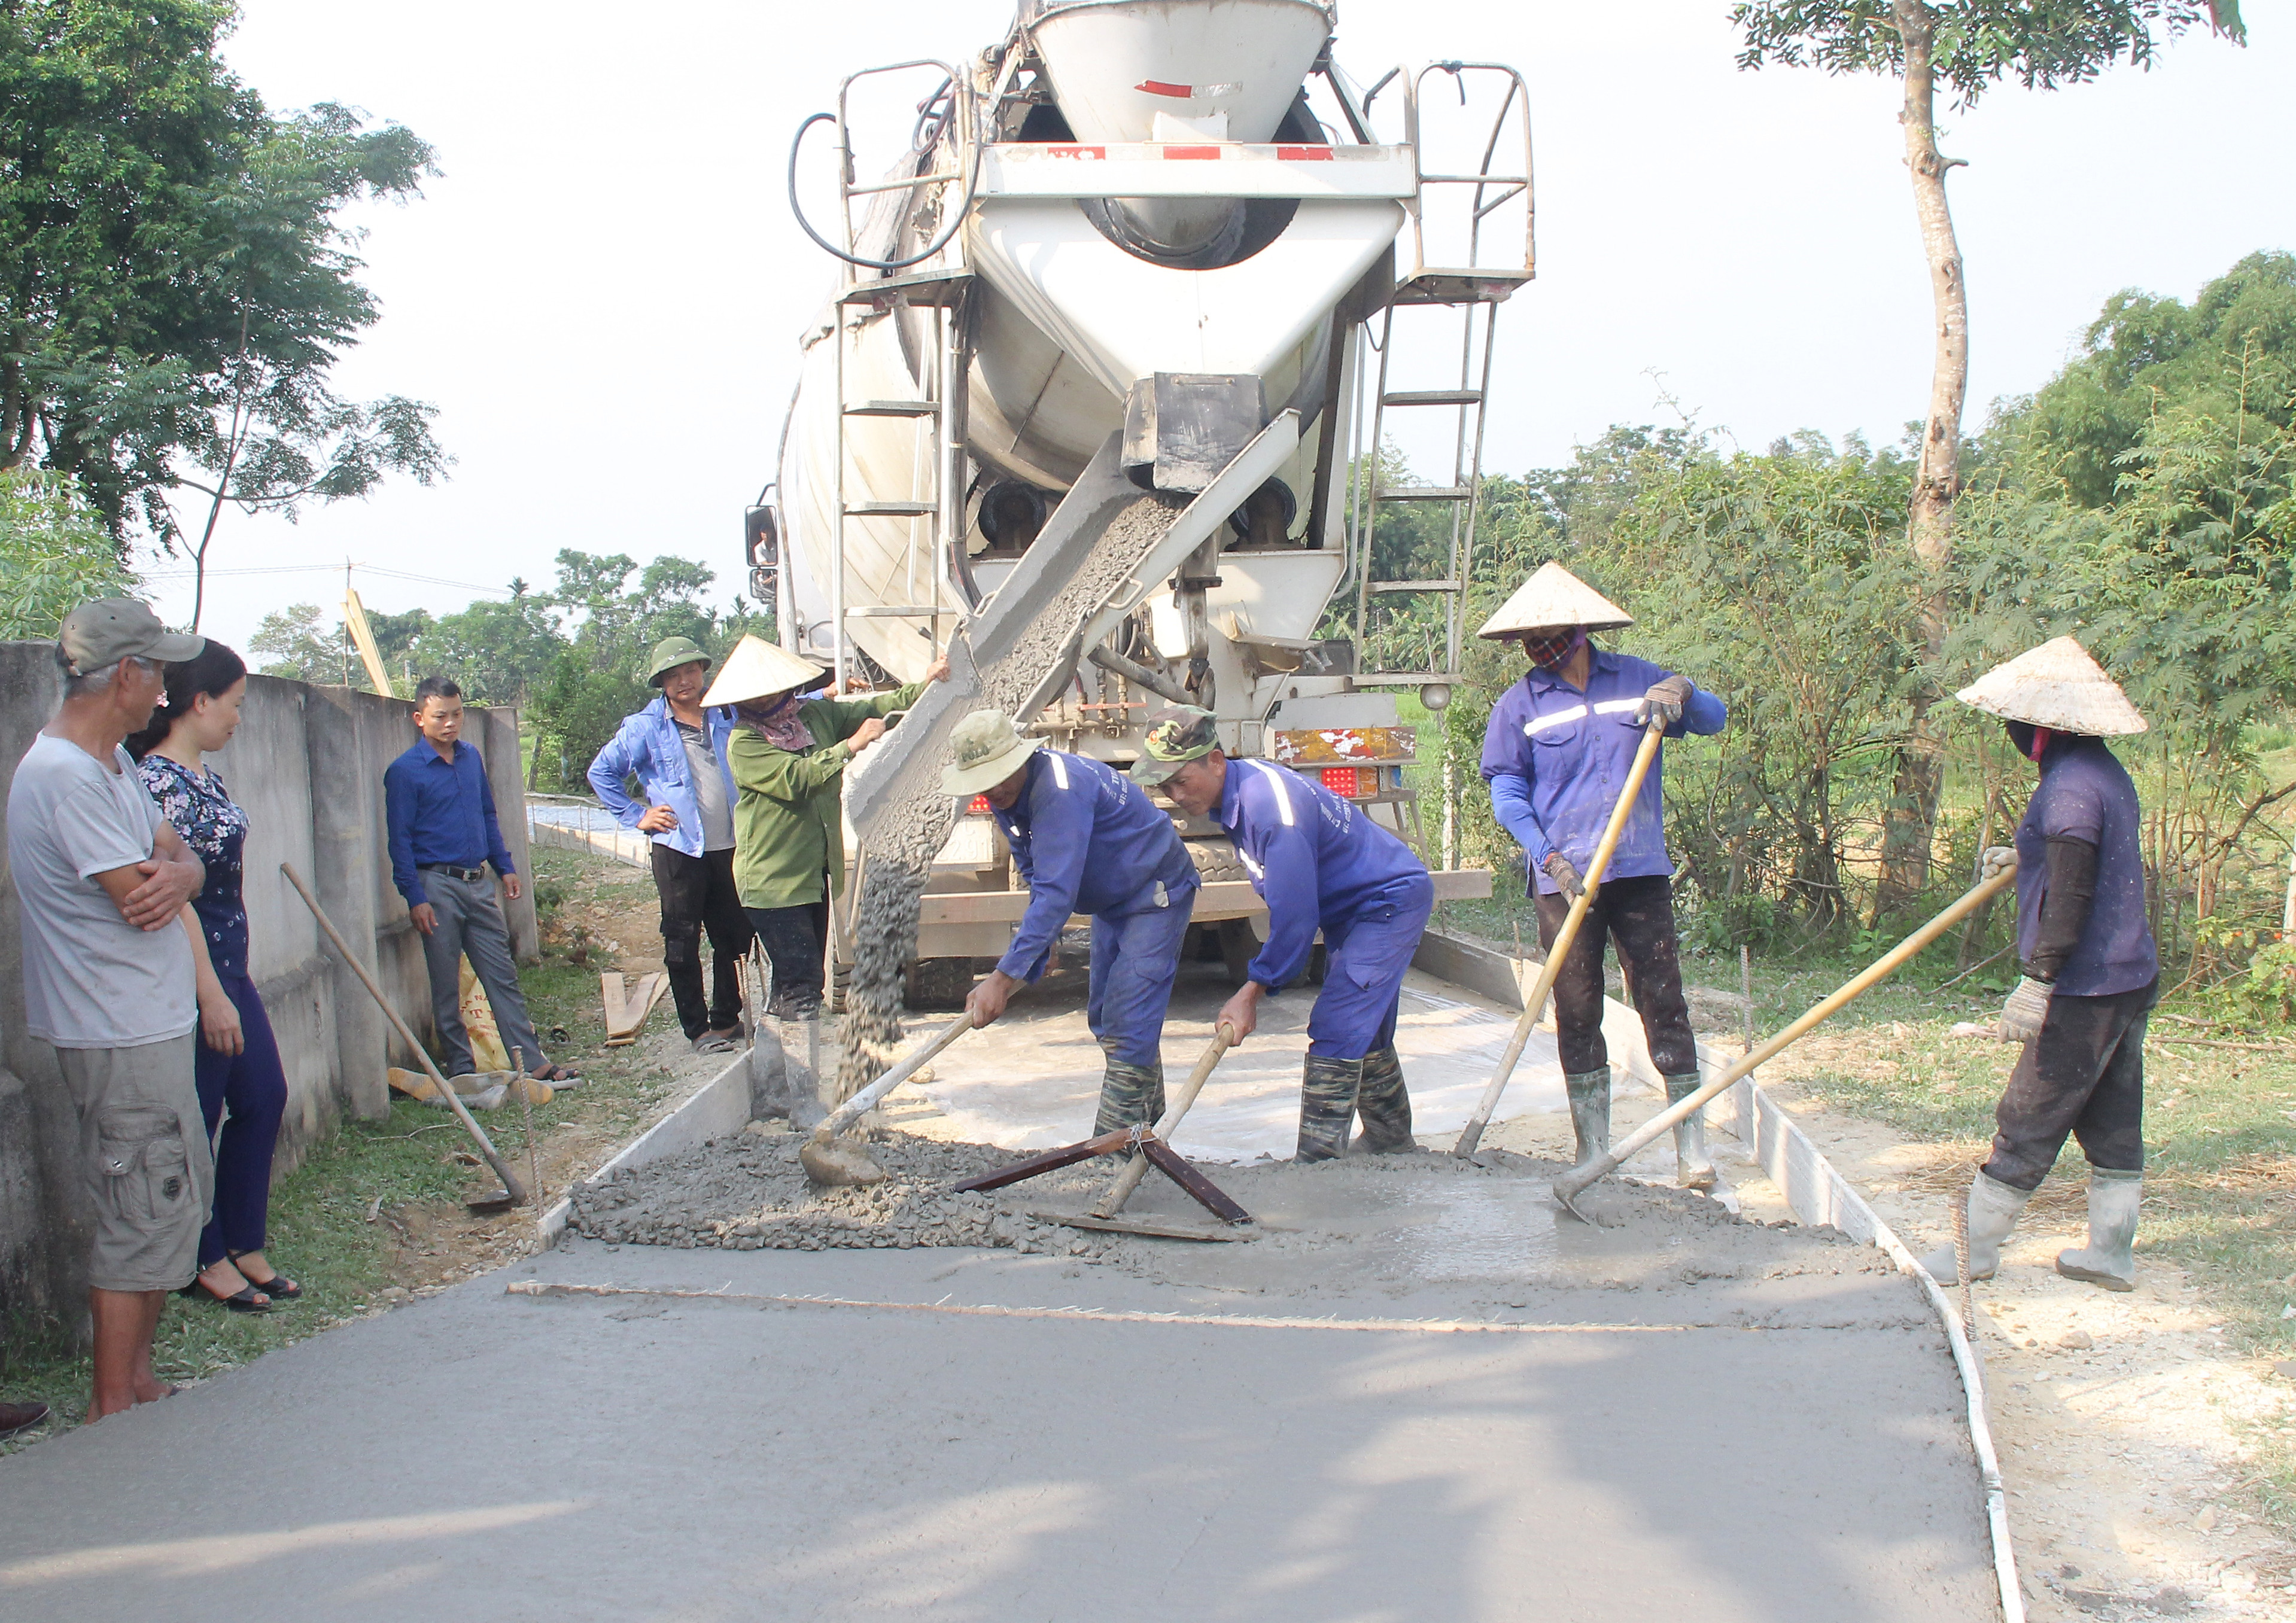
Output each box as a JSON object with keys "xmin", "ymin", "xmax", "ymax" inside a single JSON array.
[
  {"xmin": 1488, "ymin": 771, "xmax": 1550, "ymax": 866},
  {"xmin": 2026, "ymin": 836, "xmax": 2099, "ymax": 983}
]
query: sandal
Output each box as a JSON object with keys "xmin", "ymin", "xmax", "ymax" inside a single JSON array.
[
  {"xmin": 692, "ymin": 1033, "xmax": 738, "ymax": 1054},
  {"xmin": 227, "ymin": 1251, "xmax": 301, "ymax": 1301},
  {"xmin": 179, "ymin": 1272, "xmax": 270, "ymax": 1314},
  {"xmin": 530, "ymin": 1064, "xmax": 583, "ymax": 1087}
]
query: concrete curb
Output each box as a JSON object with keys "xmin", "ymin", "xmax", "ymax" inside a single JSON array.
[{"xmin": 535, "ymin": 1046, "xmax": 759, "ymax": 1243}]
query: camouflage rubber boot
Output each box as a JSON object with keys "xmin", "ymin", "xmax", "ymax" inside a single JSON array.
[
  {"xmin": 1297, "ymin": 1053, "xmax": 1364, "ymax": 1163},
  {"xmin": 1093, "ymin": 1057, "xmax": 1166, "ymax": 1144},
  {"xmin": 1564, "ymin": 1068, "xmax": 1611, "ymax": 1169},
  {"xmin": 1664, "ymin": 1072, "xmax": 1717, "ymax": 1192},
  {"xmin": 1352, "ymin": 1045, "xmax": 1416, "ymax": 1153}
]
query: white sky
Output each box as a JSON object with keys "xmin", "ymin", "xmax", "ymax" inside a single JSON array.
[{"xmin": 142, "ymin": 0, "xmax": 2292, "ymax": 653}]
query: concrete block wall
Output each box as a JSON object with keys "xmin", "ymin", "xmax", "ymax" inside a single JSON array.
[{"xmin": 0, "ymin": 641, "xmax": 537, "ymax": 1351}]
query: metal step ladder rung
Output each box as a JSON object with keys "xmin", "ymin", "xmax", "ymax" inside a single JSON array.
[
  {"xmin": 844, "ymin": 500, "xmax": 937, "ymax": 517},
  {"xmin": 1368, "ymin": 580, "xmax": 1462, "ymax": 594},
  {"xmin": 1371, "ymin": 485, "xmax": 1473, "ymax": 502},
  {"xmin": 844, "ymin": 605, "xmax": 944, "ymax": 619},
  {"xmin": 1379, "ymin": 389, "xmax": 1483, "ymax": 407},
  {"xmin": 843, "ymin": 399, "xmax": 942, "ymax": 418}
]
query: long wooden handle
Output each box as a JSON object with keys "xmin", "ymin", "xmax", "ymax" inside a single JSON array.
[
  {"xmin": 1552, "ymin": 861, "xmax": 2020, "ymax": 1208},
  {"xmin": 281, "ymin": 863, "xmax": 527, "ymax": 1205},
  {"xmin": 1453, "ymin": 720, "xmax": 1666, "ymax": 1157},
  {"xmin": 809, "ymin": 1013, "xmax": 973, "ymax": 1143},
  {"xmin": 1094, "ymin": 1022, "xmax": 1237, "ymax": 1219}
]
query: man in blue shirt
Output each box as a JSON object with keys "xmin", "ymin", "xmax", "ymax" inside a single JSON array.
[
  {"xmin": 1132, "ymin": 706, "xmax": 1433, "ymax": 1162},
  {"xmin": 942, "ymin": 710, "xmax": 1199, "ymax": 1137},
  {"xmin": 1476, "ymin": 563, "xmax": 1727, "ymax": 1186},
  {"xmin": 1920, "ymin": 637, "xmax": 2158, "ymax": 1293},
  {"xmin": 384, "ymin": 676, "xmax": 574, "ymax": 1084},
  {"xmin": 588, "ymin": 637, "xmax": 752, "ymax": 1052}
]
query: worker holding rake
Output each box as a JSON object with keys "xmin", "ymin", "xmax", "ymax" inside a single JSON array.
[
  {"xmin": 1477, "ymin": 562, "xmax": 1728, "ymax": 1186},
  {"xmin": 941, "ymin": 710, "xmax": 1199, "ymax": 1139},
  {"xmin": 1920, "ymin": 638, "xmax": 2158, "ymax": 1293},
  {"xmin": 1132, "ymin": 705, "xmax": 1432, "ymax": 1162}
]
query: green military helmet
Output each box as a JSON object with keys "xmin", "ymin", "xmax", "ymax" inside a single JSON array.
[{"xmin": 644, "ymin": 635, "xmax": 712, "ymax": 688}]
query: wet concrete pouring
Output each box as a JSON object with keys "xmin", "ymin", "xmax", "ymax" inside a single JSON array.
[{"xmin": 0, "ymin": 957, "xmax": 2004, "ymax": 1622}]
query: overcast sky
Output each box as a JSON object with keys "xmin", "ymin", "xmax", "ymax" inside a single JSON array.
[{"xmin": 142, "ymin": 0, "xmax": 2291, "ymax": 653}]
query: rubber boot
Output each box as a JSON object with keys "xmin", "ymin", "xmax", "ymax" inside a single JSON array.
[
  {"xmin": 1664, "ymin": 1073, "xmax": 1717, "ymax": 1192},
  {"xmin": 1917, "ymin": 1171, "xmax": 2033, "ymax": 1285},
  {"xmin": 1564, "ymin": 1068, "xmax": 1611, "ymax": 1169},
  {"xmin": 1297, "ymin": 1054, "xmax": 1364, "ymax": 1163},
  {"xmin": 1352, "ymin": 1045, "xmax": 1416, "ymax": 1153},
  {"xmin": 2055, "ymin": 1168, "xmax": 2141, "ymax": 1292},
  {"xmin": 1093, "ymin": 1056, "xmax": 1166, "ymax": 1143}
]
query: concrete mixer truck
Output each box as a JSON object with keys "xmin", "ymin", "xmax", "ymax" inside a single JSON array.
[{"xmin": 749, "ymin": 0, "xmax": 1532, "ymax": 1000}]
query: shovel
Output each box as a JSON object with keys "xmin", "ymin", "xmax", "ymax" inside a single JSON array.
[
  {"xmin": 1549, "ymin": 860, "xmax": 2020, "ymax": 1220},
  {"xmin": 798, "ymin": 1012, "xmax": 975, "ymax": 1186},
  {"xmin": 1454, "ymin": 719, "xmax": 1665, "ymax": 1158},
  {"xmin": 282, "ymin": 863, "xmax": 528, "ymax": 1212}
]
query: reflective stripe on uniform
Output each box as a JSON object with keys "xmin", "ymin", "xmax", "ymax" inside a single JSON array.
[
  {"xmin": 1245, "ymin": 759, "xmax": 1296, "ymax": 825},
  {"xmin": 1524, "ymin": 704, "xmax": 1587, "ymax": 736},
  {"xmin": 1048, "ymin": 753, "xmax": 1069, "ymax": 790}
]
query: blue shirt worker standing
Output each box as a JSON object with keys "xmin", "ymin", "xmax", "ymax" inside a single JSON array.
[
  {"xmin": 384, "ymin": 676, "xmax": 574, "ymax": 1085},
  {"xmin": 1132, "ymin": 706, "xmax": 1433, "ymax": 1162},
  {"xmin": 588, "ymin": 637, "xmax": 753, "ymax": 1052},
  {"xmin": 1476, "ymin": 562, "xmax": 1727, "ymax": 1187},
  {"xmin": 1919, "ymin": 638, "xmax": 2159, "ymax": 1294},
  {"xmin": 943, "ymin": 711, "xmax": 1199, "ymax": 1138}
]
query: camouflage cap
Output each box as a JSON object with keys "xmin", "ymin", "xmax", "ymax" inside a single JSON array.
[{"xmin": 1127, "ymin": 704, "xmax": 1220, "ymax": 787}]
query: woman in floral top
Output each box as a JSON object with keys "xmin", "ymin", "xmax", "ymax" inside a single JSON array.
[{"xmin": 129, "ymin": 642, "xmax": 300, "ymax": 1313}]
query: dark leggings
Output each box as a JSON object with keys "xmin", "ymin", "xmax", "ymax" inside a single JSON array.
[
  {"xmin": 1983, "ymin": 978, "xmax": 2154, "ymax": 1191},
  {"xmin": 1534, "ymin": 873, "xmax": 1698, "ymax": 1076},
  {"xmin": 194, "ymin": 973, "xmax": 288, "ymax": 1269},
  {"xmin": 745, "ymin": 901, "xmax": 830, "ymax": 1017}
]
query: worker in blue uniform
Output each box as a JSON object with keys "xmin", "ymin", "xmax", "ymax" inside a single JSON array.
[
  {"xmin": 942, "ymin": 710, "xmax": 1199, "ymax": 1137},
  {"xmin": 1476, "ymin": 562, "xmax": 1728, "ymax": 1187},
  {"xmin": 1132, "ymin": 706, "xmax": 1433, "ymax": 1162}
]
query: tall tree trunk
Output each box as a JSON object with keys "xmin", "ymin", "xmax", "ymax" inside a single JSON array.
[{"xmin": 1875, "ymin": 0, "xmax": 1967, "ymax": 917}]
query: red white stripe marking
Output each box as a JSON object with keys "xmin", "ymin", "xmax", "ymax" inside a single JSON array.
[{"xmin": 1033, "ymin": 143, "xmax": 1333, "ymax": 163}]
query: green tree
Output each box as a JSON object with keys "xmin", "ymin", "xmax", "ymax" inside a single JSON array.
[
  {"xmin": 247, "ymin": 601, "xmax": 340, "ymax": 681},
  {"xmin": 410, "ymin": 587, "xmax": 561, "ymax": 706},
  {"xmin": 0, "ymin": 466, "xmax": 138, "ymax": 638},
  {"xmin": 1729, "ymin": 0, "xmax": 2245, "ymax": 915},
  {"xmin": 0, "ymin": 1, "xmax": 445, "ymax": 624}
]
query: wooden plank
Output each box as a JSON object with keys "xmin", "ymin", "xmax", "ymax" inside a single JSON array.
[
  {"xmin": 915, "ymin": 870, "xmax": 1491, "ymax": 928},
  {"xmin": 600, "ymin": 972, "xmax": 628, "ymax": 1036}
]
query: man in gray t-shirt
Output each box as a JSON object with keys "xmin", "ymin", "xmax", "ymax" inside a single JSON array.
[{"xmin": 8, "ymin": 598, "xmax": 209, "ymax": 1421}]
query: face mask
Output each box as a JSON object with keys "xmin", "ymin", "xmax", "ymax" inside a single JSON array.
[{"xmin": 1522, "ymin": 629, "xmax": 1583, "ymax": 671}]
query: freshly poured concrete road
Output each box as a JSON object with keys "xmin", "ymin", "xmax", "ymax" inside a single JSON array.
[{"xmin": 0, "ymin": 1224, "xmax": 1994, "ymax": 1621}]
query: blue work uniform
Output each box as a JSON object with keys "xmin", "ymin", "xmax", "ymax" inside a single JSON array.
[
  {"xmin": 586, "ymin": 697, "xmax": 740, "ymax": 857},
  {"xmin": 1218, "ymin": 757, "xmax": 1434, "ymax": 1059},
  {"xmin": 993, "ymin": 750, "xmax": 1199, "ymax": 1067},
  {"xmin": 1479, "ymin": 649, "xmax": 1726, "ymax": 896}
]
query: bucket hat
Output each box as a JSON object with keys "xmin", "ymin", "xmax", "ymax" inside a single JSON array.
[
  {"xmin": 700, "ymin": 635, "xmax": 831, "ymax": 708},
  {"xmin": 644, "ymin": 635, "xmax": 712, "ymax": 687},
  {"xmin": 59, "ymin": 598, "xmax": 203, "ymax": 674},
  {"xmin": 1476, "ymin": 562, "xmax": 1633, "ymax": 640},
  {"xmin": 1955, "ymin": 636, "xmax": 2148, "ymax": 736},
  {"xmin": 939, "ymin": 710, "xmax": 1045, "ymax": 797},
  {"xmin": 1128, "ymin": 704, "xmax": 1221, "ymax": 787}
]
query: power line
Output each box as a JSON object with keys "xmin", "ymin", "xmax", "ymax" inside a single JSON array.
[{"xmin": 140, "ymin": 563, "xmax": 514, "ymax": 597}]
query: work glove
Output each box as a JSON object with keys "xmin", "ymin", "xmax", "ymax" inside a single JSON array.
[
  {"xmin": 1998, "ymin": 975, "xmax": 2053, "ymax": 1045},
  {"xmin": 1980, "ymin": 846, "xmax": 2015, "ymax": 882},
  {"xmin": 1632, "ymin": 674, "xmax": 1693, "ymax": 729},
  {"xmin": 1543, "ymin": 851, "xmax": 1585, "ymax": 902}
]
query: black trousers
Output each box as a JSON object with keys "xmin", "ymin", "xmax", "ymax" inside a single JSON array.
[
  {"xmin": 1534, "ymin": 873, "xmax": 1698, "ymax": 1077},
  {"xmin": 744, "ymin": 900, "xmax": 831, "ymax": 1018},
  {"xmin": 651, "ymin": 844, "xmax": 753, "ymax": 1040},
  {"xmin": 1983, "ymin": 978, "xmax": 2154, "ymax": 1191}
]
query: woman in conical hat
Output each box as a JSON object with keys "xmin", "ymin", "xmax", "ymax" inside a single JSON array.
[
  {"xmin": 1475, "ymin": 561, "xmax": 1730, "ymax": 1188},
  {"xmin": 708, "ymin": 637, "xmax": 948, "ymax": 1039},
  {"xmin": 1918, "ymin": 636, "xmax": 2157, "ymax": 1295}
]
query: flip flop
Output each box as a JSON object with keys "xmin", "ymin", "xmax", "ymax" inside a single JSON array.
[{"xmin": 529, "ymin": 1064, "xmax": 583, "ymax": 1088}]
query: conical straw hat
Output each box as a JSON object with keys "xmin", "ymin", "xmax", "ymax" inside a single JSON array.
[
  {"xmin": 1476, "ymin": 561, "xmax": 1634, "ymax": 640},
  {"xmin": 701, "ymin": 635, "xmax": 831, "ymax": 708},
  {"xmin": 1954, "ymin": 636, "xmax": 2147, "ymax": 736}
]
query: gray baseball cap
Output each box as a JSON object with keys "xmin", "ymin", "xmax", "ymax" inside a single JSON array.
[{"xmin": 57, "ymin": 598, "xmax": 203, "ymax": 675}]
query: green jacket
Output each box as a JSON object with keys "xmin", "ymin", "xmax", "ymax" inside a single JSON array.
[{"xmin": 726, "ymin": 683, "xmax": 922, "ymax": 909}]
